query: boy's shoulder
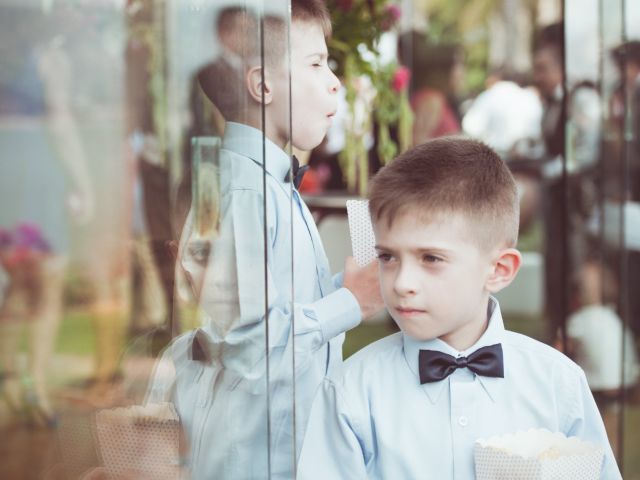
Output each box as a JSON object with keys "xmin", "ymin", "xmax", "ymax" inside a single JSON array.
[
  {"xmin": 502, "ymin": 329, "xmax": 583, "ymax": 377},
  {"xmin": 220, "ymin": 147, "xmax": 262, "ymax": 192},
  {"xmin": 331, "ymin": 332, "xmax": 405, "ymax": 387}
]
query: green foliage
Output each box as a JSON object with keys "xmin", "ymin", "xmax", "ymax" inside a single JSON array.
[
  {"xmin": 327, "ymin": 0, "xmax": 410, "ymax": 194},
  {"xmin": 326, "ymin": 0, "xmax": 394, "ymax": 78}
]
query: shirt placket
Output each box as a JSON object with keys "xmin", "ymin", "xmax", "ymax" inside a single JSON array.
[
  {"xmin": 449, "ymin": 370, "xmax": 477, "ymax": 480},
  {"xmin": 292, "ymin": 190, "xmax": 330, "ymax": 296},
  {"xmin": 191, "ymin": 361, "xmax": 224, "ymax": 475}
]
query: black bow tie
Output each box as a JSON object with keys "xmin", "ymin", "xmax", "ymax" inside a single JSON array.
[
  {"xmin": 418, "ymin": 343, "xmax": 504, "ymax": 384},
  {"xmin": 284, "ymin": 155, "xmax": 309, "ymax": 189}
]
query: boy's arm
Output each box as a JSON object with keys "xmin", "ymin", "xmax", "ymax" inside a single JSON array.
[
  {"xmin": 562, "ymin": 368, "xmax": 622, "ymax": 479},
  {"xmin": 297, "ymin": 378, "xmax": 369, "ymax": 479},
  {"xmin": 181, "ymin": 188, "xmax": 362, "ymax": 352}
]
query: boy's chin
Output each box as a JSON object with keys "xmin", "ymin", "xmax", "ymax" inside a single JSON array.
[{"xmin": 291, "ymin": 133, "xmax": 326, "ymax": 152}]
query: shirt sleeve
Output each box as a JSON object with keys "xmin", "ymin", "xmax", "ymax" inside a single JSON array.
[
  {"xmin": 562, "ymin": 367, "xmax": 622, "ymax": 479},
  {"xmin": 332, "ymin": 271, "xmax": 344, "ymax": 290},
  {"xmin": 297, "ymin": 378, "xmax": 368, "ymax": 479}
]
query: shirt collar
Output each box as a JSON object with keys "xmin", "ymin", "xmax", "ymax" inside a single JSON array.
[
  {"xmin": 402, "ymin": 296, "xmax": 506, "ymax": 404},
  {"xmin": 222, "ymin": 121, "xmax": 291, "ymax": 184}
]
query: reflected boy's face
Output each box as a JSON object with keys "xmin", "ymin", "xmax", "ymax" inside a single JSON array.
[
  {"xmin": 374, "ymin": 211, "xmax": 495, "ymax": 351},
  {"xmin": 271, "ymin": 20, "xmax": 339, "ymax": 151}
]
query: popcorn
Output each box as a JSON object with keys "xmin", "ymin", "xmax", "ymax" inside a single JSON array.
[{"xmin": 474, "ymin": 428, "xmax": 604, "ymax": 479}]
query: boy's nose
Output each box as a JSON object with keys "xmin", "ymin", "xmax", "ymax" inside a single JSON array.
[
  {"xmin": 328, "ymin": 70, "xmax": 340, "ymax": 93},
  {"xmin": 393, "ymin": 265, "xmax": 417, "ymax": 296}
]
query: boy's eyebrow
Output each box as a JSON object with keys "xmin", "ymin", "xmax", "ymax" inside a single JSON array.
[
  {"xmin": 374, "ymin": 244, "xmax": 453, "ymax": 255},
  {"xmin": 414, "ymin": 247, "xmax": 453, "ymax": 256}
]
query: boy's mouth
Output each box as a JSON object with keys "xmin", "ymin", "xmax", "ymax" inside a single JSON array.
[{"xmin": 395, "ymin": 306, "xmax": 425, "ymax": 317}]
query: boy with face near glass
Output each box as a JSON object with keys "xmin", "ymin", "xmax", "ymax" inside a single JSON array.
[
  {"xmin": 297, "ymin": 137, "xmax": 621, "ymax": 479},
  {"xmin": 141, "ymin": 2, "xmax": 383, "ymax": 479}
]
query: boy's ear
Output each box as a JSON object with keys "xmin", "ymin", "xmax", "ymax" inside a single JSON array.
[
  {"xmin": 486, "ymin": 248, "xmax": 522, "ymax": 294},
  {"xmin": 246, "ymin": 66, "xmax": 273, "ymax": 105}
]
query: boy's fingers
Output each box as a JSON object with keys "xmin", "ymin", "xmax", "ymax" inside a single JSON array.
[
  {"xmin": 345, "ymin": 256, "xmax": 377, "ymax": 271},
  {"xmin": 345, "ymin": 256, "xmax": 358, "ymax": 270}
]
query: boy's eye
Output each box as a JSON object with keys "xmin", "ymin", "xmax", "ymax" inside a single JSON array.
[
  {"xmin": 376, "ymin": 253, "xmax": 393, "ymax": 263},
  {"xmin": 422, "ymin": 254, "xmax": 442, "ymax": 264}
]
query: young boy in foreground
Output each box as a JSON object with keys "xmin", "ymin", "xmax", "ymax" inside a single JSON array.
[{"xmin": 297, "ymin": 137, "xmax": 621, "ymax": 479}]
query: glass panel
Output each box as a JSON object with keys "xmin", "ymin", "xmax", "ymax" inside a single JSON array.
[
  {"xmin": 0, "ymin": 0, "xmax": 130, "ymax": 477},
  {"xmin": 0, "ymin": 0, "xmax": 300, "ymax": 478},
  {"xmin": 565, "ymin": 0, "xmax": 640, "ymax": 477},
  {"xmin": 618, "ymin": 1, "xmax": 640, "ymax": 477}
]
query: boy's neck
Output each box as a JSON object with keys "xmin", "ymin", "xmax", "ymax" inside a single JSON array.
[
  {"xmin": 232, "ymin": 110, "xmax": 288, "ymax": 150},
  {"xmin": 439, "ymin": 296, "xmax": 492, "ymax": 352}
]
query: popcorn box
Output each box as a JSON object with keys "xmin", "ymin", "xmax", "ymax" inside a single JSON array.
[
  {"xmin": 94, "ymin": 403, "xmax": 182, "ymax": 479},
  {"xmin": 346, "ymin": 199, "xmax": 376, "ymax": 266},
  {"xmin": 474, "ymin": 429, "xmax": 604, "ymax": 480}
]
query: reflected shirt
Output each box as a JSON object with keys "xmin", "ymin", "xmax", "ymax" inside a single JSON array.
[
  {"xmin": 147, "ymin": 122, "xmax": 361, "ymax": 479},
  {"xmin": 298, "ymin": 298, "xmax": 621, "ymax": 480}
]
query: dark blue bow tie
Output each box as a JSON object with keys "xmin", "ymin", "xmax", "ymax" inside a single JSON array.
[
  {"xmin": 284, "ymin": 155, "xmax": 308, "ymax": 189},
  {"xmin": 418, "ymin": 343, "xmax": 504, "ymax": 384}
]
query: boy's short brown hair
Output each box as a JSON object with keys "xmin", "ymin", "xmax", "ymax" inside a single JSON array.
[
  {"xmin": 291, "ymin": 0, "xmax": 332, "ymax": 36},
  {"xmin": 263, "ymin": 0, "xmax": 332, "ymax": 67},
  {"xmin": 200, "ymin": 0, "xmax": 331, "ymax": 121},
  {"xmin": 369, "ymin": 137, "xmax": 520, "ymax": 250}
]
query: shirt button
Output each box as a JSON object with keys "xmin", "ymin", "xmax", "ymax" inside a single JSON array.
[{"xmin": 458, "ymin": 416, "xmax": 469, "ymax": 427}]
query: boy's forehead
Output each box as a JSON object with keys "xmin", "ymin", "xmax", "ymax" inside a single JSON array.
[
  {"xmin": 290, "ymin": 20, "xmax": 328, "ymax": 52},
  {"xmin": 373, "ymin": 207, "xmax": 497, "ymax": 251},
  {"xmin": 374, "ymin": 209, "xmax": 470, "ymax": 238}
]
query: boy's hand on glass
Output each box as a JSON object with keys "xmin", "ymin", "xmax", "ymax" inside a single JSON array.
[{"xmin": 343, "ymin": 256, "xmax": 384, "ymax": 320}]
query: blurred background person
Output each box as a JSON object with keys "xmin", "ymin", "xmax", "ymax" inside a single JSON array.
[
  {"xmin": 462, "ymin": 68, "xmax": 542, "ymax": 159},
  {"xmin": 175, "ymin": 6, "xmax": 241, "ymax": 230},
  {"xmin": 0, "ymin": 30, "xmax": 93, "ymax": 427},
  {"xmin": 462, "ymin": 69, "xmax": 544, "ymax": 232},
  {"xmin": 563, "ymin": 259, "xmax": 639, "ymax": 453},
  {"xmin": 610, "ymin": 40, "xmax": 640, "ymax": 201},
  {"xmin": 124, "ymin": 4, "xmax": 178, "ymax": 344},
  {"xmin": 605, "ymin": 41, "xmax": 640, "ymax": 339},
  {"xmin": 398, "ymin": 31, "xmax": 464, "ymax": 145},
  {"xmin": 529, "ymin": 22, "xmax": 601, "ymax": 339}
]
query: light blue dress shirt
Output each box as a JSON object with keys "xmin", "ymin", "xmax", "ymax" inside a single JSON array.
[
  {"xmin": 297, "ymin": 297, "xmax": 621, "ymax": 480},
  {"xmin": 146, "ymin": 122, "xmax": 361, "ymax": 479}
]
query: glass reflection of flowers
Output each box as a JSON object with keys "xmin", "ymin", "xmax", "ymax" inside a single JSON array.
[
  {"xmin": 0, "ymin": 224, "xmax": 51, "ymax": 313},
  {"xmin": 327, "ymin": 0, "xmax": 412, "ymax": 195}
]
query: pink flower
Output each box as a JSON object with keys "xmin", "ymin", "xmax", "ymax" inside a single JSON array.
[
  {"xmin": 15, "ymin": 223, "xmax": 50, "ymax": 253},
  {"xmin": 381, "ymin": 4, "xmax": 401, "ymax": 31},
  {"xmin": 386, "ymin": 4, "xmax": 401, "ymax": 20},
  {"xmin": 391, "ymin": 66, "xmax": 411, "ymax": 92}
]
